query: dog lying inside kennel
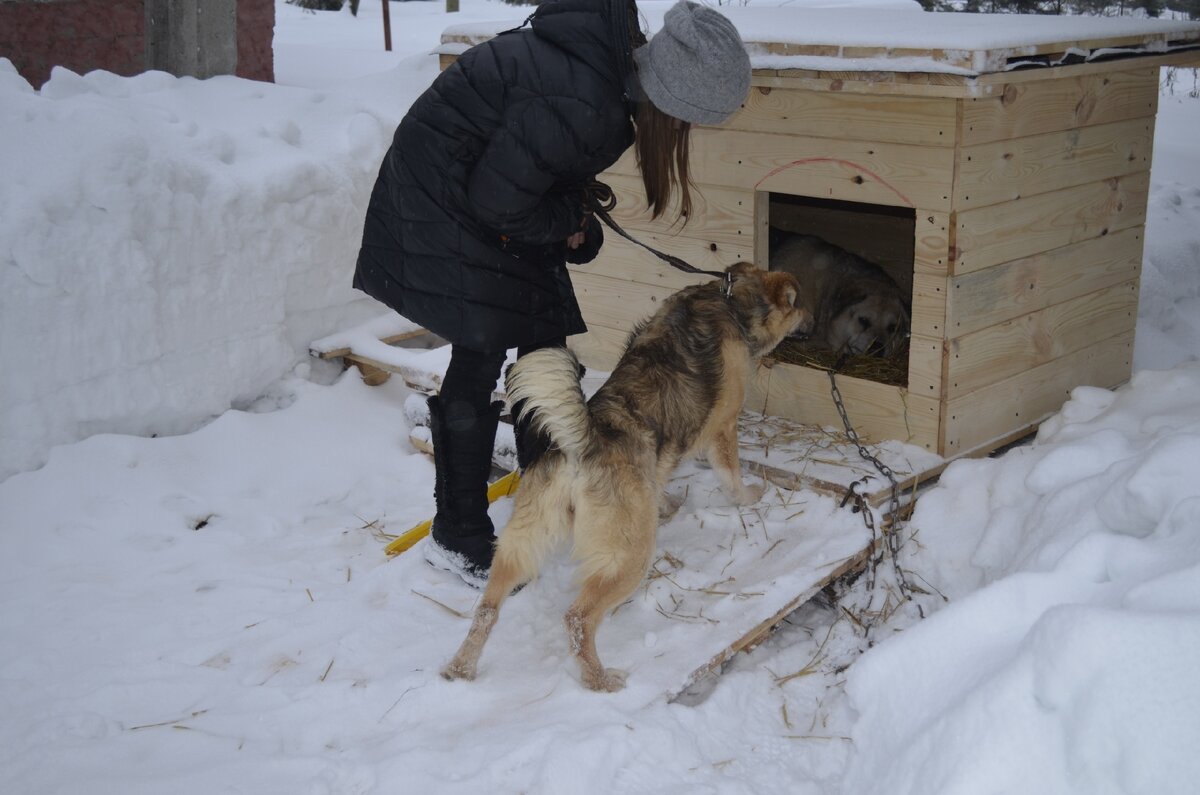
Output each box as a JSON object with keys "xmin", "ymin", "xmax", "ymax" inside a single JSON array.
[{"xmin": 765, "ymin": 194, "xmax": 915, "ymax": 387}]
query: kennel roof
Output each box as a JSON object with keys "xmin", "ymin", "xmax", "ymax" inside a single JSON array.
[{"xmin": 437, "ymin": 5, "xmax": 1200, "ymax": 77}]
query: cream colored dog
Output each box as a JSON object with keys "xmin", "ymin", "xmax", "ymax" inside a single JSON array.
[{"xmin": 771, "ymin": 233, "xmax": 909, "ymax": 357}]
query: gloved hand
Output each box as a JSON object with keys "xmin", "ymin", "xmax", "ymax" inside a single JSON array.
[{"xmin": 565, "ymin": 213, "xmax": 603, "ymax": 265}]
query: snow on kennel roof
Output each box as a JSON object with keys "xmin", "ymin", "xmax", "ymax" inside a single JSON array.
[{"xmin": 437, "ymin": 5, "xmax": 1200, "ymax": 77}]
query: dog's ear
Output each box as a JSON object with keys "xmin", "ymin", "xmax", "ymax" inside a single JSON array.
[
  {"xmin": 764, "ymin": 272, "xmax": 799, "ymax": 309},
  {"xmin": 725, "ymin": 261, "xmax": 758, "ymax": 279},
  {"xmin": 831, "ymin": 281, "xmax": 869, "ymax": 316}
]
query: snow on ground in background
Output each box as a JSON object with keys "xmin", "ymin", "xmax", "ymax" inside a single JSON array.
[
  {"xmin": 1137, "ymin": 91, "xmax": 1200, "ymax": 371},
  {"xmin": 273, "ymin": 0, "xmax": 530, "ymax": 88},
  {"xmin": 2, "ymin": 1, "xmax": 1200, "ymax": 792}
]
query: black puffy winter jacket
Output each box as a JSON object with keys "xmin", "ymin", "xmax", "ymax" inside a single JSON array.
[{"xmin": 353, "ymin": 0, "xmax": 639, "ymax": 352}]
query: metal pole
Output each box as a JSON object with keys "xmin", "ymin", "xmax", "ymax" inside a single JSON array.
[{"xmin": 382, "ymin": 0, "xmax": 392, "ymax": 51}]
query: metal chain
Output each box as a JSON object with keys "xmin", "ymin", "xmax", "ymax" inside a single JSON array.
[
  {"xmin": 827, "ymin": 367, "xmax": 915, "ymax": 604},
  {"xmin": 839, "ymin": 478, "xmax": 880, "ymax": 595}
]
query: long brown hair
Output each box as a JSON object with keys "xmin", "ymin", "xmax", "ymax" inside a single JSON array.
[
  {"xmin": 623, "ymin": 0, "xmax": 693, "ymax": 223},
  {"xmin": 635, "ymin": 102, "xmax": 693, "ymax": 223}
]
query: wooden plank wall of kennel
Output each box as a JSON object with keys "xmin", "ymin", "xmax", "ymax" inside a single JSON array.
[{"xmin": 439, "ymin": 33, "xmax": 1198, "ymax": 458}]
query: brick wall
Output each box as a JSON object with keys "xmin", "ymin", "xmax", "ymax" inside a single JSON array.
[
  {"xmin": 0, "ymin": 0, "xmax": 274, "ymax": 89},
  {"xmin": 237, "ymin": 0, "xmax": 274, "ymax": 82},
  {"xmin": 0, "ymin": 0, "xmax": 145, "ymax": 89}
]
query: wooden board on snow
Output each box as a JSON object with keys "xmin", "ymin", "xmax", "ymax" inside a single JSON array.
[
  {"xmin": 737, "ymin": 412, "xmax": 946, "ymax": 509},
  {"xmin": 309, "ymin": 317, "xmax": 456, "ymax": 394}
]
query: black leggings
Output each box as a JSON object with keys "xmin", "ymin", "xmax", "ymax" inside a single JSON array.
[{"xmin": 439, "ymin": 338, "xmax": 566, "ymax": 422}]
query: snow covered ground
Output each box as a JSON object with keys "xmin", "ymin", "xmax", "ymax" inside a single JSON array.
[{"xmin": 2, "ymin": 1, "xmax": 1200, "ymax": 792}]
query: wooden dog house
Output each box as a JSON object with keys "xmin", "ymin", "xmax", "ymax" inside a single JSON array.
[{"xmin": 438, "ymin": 9, "xmax": 1200, "ymax": 458}]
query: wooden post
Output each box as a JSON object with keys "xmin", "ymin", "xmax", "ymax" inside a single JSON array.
[{"xmin": 382, "ymin": 0, "xmax": 392, "ymax": 52}]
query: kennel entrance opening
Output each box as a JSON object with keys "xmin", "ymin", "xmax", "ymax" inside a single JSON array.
[
  {"xmin": 746, "ymin": 186, "xmax": 945, "ymax": 453},
  {"xmin": 761, "ymin": 192, "xmax": 917, "ymax": 390}
]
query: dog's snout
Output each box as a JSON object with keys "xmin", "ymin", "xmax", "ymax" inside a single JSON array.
[{"xmin": 790, "ymin": 309, "xmax": 815, "ymax": 338}]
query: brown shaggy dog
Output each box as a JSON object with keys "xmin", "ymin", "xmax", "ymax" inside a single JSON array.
[{"xmin": 441, "ymin": 262, "xmax": 812, "ymax": 692}]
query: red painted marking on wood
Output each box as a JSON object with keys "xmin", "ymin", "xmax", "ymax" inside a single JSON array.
[{"xmin": 754, "ymin": 158, "xmax": 916, "ymax": 208}]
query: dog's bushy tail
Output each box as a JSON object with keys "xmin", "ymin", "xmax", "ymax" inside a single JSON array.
[{"xmin": 506, "ymin": 347, "xmax": 591, "ymax": 459}]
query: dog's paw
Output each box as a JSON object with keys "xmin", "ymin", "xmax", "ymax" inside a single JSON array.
[
  {"xmin": 583, "ymin": 667, "xmax": 628, "ymax": 693},
  {"xmin": 440, "ymin": 659, "xmax": 477, "ymax": 682},
  {"xmin": 658, "ymin": 492, "xmax": 684, "ymax": 523},
  {"xmin": 733, "ymin": 482, "xmax": 766, "ymax": 505}
]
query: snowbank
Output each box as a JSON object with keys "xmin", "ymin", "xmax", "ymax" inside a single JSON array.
[
  {"xmin": 844, "ymin": 364, "xmax": 1200, "ymax": 794},
  {"xmin": 0, "ymin": 58, "xmax": 411, "ymax": 481}
]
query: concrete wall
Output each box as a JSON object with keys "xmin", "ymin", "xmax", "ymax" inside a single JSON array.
[
  {"xmin": 0, "ymin": 0, "xmax": 273, "ymax": 88},
  {"xmin": 145, "ymin": 0, "xmax": 235, "ymax": 78}
]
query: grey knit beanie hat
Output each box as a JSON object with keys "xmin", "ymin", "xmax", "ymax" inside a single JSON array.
[{"xmin": 632, "ymin": 1, "xmax": 751, "ymax": 125}]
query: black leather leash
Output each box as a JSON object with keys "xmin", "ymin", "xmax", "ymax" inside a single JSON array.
[{"xmin": 583, "ymin": 181, "xmax": 733, "ymax": 297}]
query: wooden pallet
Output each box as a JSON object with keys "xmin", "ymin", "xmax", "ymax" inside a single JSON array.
[{"xmin": 311, "ymin": 327, "xmax": 440, "ymax": 387}]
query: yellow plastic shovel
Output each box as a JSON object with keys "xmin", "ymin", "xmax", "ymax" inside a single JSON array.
[{"xmin": 384, "ymin": 470, "xmax": 521, "ymax": 557}]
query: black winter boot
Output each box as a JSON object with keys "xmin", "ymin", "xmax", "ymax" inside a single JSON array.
[{"xmin": 424, "ymin": 395, "xmax": 503, "ymax": 588}]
